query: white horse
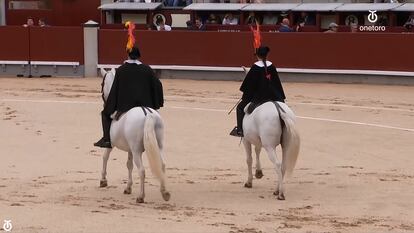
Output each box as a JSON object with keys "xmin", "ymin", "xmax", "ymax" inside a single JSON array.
[
  {"xmin": 242, "ymin": 100, "xmax": 300, "ymax": 200},
  {"xmin": 99, "ymin": 68, "xmax": 170, "ymax": 203}
]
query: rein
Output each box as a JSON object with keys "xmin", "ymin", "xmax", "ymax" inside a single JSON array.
[
  {"xmin": 101, "ymin": 72, "xmax": 108, "ymax": 104},
  {"xmin": 141, "ymin": 106, "xmax": 153, "ymax": 116}
]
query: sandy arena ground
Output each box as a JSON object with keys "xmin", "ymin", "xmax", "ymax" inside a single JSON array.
[{"xmin": 0, "ymin": 77, "xmax": 413, "ymax": 233}]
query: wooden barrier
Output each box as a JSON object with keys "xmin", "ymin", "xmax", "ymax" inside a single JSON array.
[
  {"xmin": 30, "ymin": 26, "xmax": 84, "ymax": 64},
  {"xmin": 99, "ymin": 29, "xmax": 414, "ymax": 72},
  {"xmin": 1, "ymin": 26, "xmax": 413, "ymax": 75},
  {"xmin": 0, "ymin": 26, "xmax": 29, "ymax": 61}
]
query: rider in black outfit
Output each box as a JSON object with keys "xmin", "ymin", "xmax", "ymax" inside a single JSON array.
[
  {"xmin": 94, "ymin": 47, "xmax": 164, "ymax": 148},
  {"xmin": 230, "ymin": 46, "xmax": 286, "ymax": 137}
]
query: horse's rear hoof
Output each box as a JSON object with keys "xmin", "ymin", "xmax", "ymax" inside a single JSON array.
[
  {"xmin": 136, "ymin": 197, "xmax": 144, "ymax": 203},
  {"xmin": 100, "ymin": 180, "xmax": 108, "ymax": 188},
  {"xmin": 255, "ymin": 170, "xmax": 264, "ymax": 179},
  {"xmin": 277, "ymin": 193, "xmax": 285, "ymax": 200},
  {"xmin": 244, "ymin": 182, "xmax": 252, "ymax": 188},
  {"xmin": 162, "ymin": 191, "xmax": 171, "ymax": 201},
  {"xmin": 124, "ymin": 187, "xmax": 131, "ymax": 194}
]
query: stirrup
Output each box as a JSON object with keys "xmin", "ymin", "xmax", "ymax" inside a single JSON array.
[{"xmin": 229, "ymin": 127, "xmax": 243, "ymax": 137}]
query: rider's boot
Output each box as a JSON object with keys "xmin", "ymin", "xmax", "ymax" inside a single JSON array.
[
  {"xmin": 94, "ymin": 112, "xmax": 112, "ymax": 148},
  {"xmin": 229, "ymin": 126, "xmax": 243, "ymax": 137}
]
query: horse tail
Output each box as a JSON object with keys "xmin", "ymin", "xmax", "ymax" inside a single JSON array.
[
  {"xmin": 278, "ymin": 103, "xmax": 301, "ymax": 177},
  {"xmin": 143, "ymin": 113, "xmax": 165, "ymax": 183}
]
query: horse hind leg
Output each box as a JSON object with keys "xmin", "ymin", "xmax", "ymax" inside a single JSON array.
[
  {"xmin": 264, "ymin": 146, "xmax": 285, "ymax": 200},
  {"xmin": 100, "ymin": 148, "xmax": 112, "ymax": 187},
  {"xmin": 243, "ymin": 140, "xmax": 253, "ymax": 188},
  {"xmin": 254, "ymin": 146, "xmax": 264, "ymax": 179},
  {"xmin": 159, "ymin": 149, "xmax": 170, "ymax": 202},
  {"xmin": 124, "ymin": 152, "xmax": 133, "ymax": 194},
  {"xmin": 132, "ymin": 151, "xmax": 145, "ymax": 203},
  {"xmin": 155, "ymin": 125, "xmax": 170, "ymax": 201}
]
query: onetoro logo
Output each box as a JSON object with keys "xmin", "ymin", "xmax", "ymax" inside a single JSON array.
[
  {"xmin": 359, "ymin": 25, "xmax": 386, "ymax": 32},
  {"xmin": 367, "ymin": 10, "xmax": 378, "ymax": 23},
  {"xmin": 359, "ymin": 10, "xmax": 386, "ymax": 32},
  {"xmin": 3, "ymin": 220, "xmax": 13, "ymax": 232}
]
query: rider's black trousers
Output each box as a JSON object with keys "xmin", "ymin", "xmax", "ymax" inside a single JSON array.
[
  {"xmin": 236, "ymin": 99, "xmax": 249, "ymax": 131},
  {"xmin": 101, "ymin": 111, "xmax": 112, "ymax": 141}
]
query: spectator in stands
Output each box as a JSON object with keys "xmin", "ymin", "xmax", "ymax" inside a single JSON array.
[
  {"xmin": 167, "ymin": 0, "xmax": 176, "ymax": 7},
  {"xmin": 147, "ymin": 23, "xmax": 154, "ymax": 31},
  {"xmin": 38, "ymin": 18, "xmax": 48, "ymax": 27},
  {"xmin": 195, "ymin": 18, "xmax": 206, "ymax": 31},
  {"xmin": 23, "ymin": 17, "xmax": 34, "ymax": 27},
  {"xmin": 206, "ymin": 13, "xmax": 221, "ymax": 24},
  {"xmin": 297, "ymin": 12, "xmax": 316, "ymax": 27},
  {"xmin": 155, "ymin": 16, "xmax": 172, "ymax": 31},
  {"xmin": 403, "ymin": 22, "xmax": 413, "ymax": 33},
  {"xmin": 374, "ymin": 0, "xmax": 399, "ymax": 2},
  {"xmin": 244, "ymin": 0, "xmax": 263, "ymax": 3},
  {"xmin": 279, "ymin": 18, "xmax": 294, "ymax": 32},
  {"xmin": 263, "ymin": 12, "xmax": 278, "ymax": 25},
  {"xmin": 186, "ymin": 20, "xmax": 193, "ymax": 30},
  {"xmin": 222, "ymin": 13, "xmax": 238, "ymax": 25},
  {"xmin": 350, "ymin": 23, "xmax": 358, "ymax": 33},
  {"xmin": 376, "ymin": 13, "xmax": 389, "ymax": 26},
  {"xmin": 246, "ymin": 12, "xmax": 259, "ymax": 25},
  {"xmin": 167, "ymin": 0, "xmax": 191, "ymax": 7},
  {"xmin": 405, "ymin": 12, "xmax": 414, "ymax": 26},
  {"xmin": 185, "ymin": 20, "xmax": 194, "ymax": 30},
  {"xmin": 324, "ymin": 22, "xmax": 338, "ymax": 33}
]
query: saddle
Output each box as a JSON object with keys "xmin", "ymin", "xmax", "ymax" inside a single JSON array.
[
  {"xmin": 111, "ymin": 107, "xmax": 153, "ymax": 121},
  {"xmin": 245, "ymin": 101, "xmax": 286, "ymax": 128},
  {"xmin": 245, "ymin": 100, "xmax": 286, "ymax": 115},
  {"xmin": 245, "ymin": 101, "xmax": 267, "ymax": 114}
]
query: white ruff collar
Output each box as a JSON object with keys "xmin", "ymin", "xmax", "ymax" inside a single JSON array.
[
  {"xmin": 254, "ymin": 61, "xmax": 272, "ymax": 67},
  {"xmin": 124, "ymin": 60, "xmax": 142, "ymax": 65}
]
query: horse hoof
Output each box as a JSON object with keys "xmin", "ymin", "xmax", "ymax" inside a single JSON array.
[
  {"xmin": 136, "ymin": 197, "xmax": 144, "ymax": 203},
  {"xmin": 244, "ymin": 182, "xmax": 252, "ymax": 188},
  {"xmin": 162, "ymin": 191, "xmax": 171, "ymax": 201},
  {"xmin": 124, "ymin": 188, "xmax": 131, "ymax": 194},
  {"xmin": 100, "ymin": 180, "xmax": 108, "ymax": 188},
  {"xmin": 255, "ymin": 170, "xmax": 264, "ymax": 179},
  {"xmin": 273, "ymin": 191, "xmax": 279, "ymax": 196},
  {"xmin": 277, "ymin": 194, "xmax": 285, "ymax": 200}
]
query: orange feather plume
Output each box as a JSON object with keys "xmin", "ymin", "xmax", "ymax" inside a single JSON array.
[
  {"xmin": 125, "ymin": 21, "xmax": 136, "ymax": 52},
  {"xmin": 250, "ymin": 22, "xmax": 261, "ymax": 50}
]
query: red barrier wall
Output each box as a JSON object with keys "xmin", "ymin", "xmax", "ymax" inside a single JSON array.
[
  {"xmin": 29, "ymin": 27, "xmax": 84, "ymax": 64},
  {"xmin": 99, "ymin": 30, "xmax": 414, "ymax": 72},
  {"xmin": 99, "ymin": 30, "xmax": 252, "ymax": 67},
  {"xmin": 262, "ymin": 33, "xmax": 412, "ymax": 72},
  {"xmin": 5, "ymin": 0, "xmax": 100, "ymax": 26},
  {"xmin": 0, "ymin": 26, "xmax": 29, "ymax": 61}
]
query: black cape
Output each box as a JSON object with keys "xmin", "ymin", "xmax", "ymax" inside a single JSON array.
[
  {"xmin": 103, "ymin": 62, "xmax": 164, "ymax": 116},
  {"xmin": 240, "ymin": 62, "xmax": 286, "ymax": 103}
]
